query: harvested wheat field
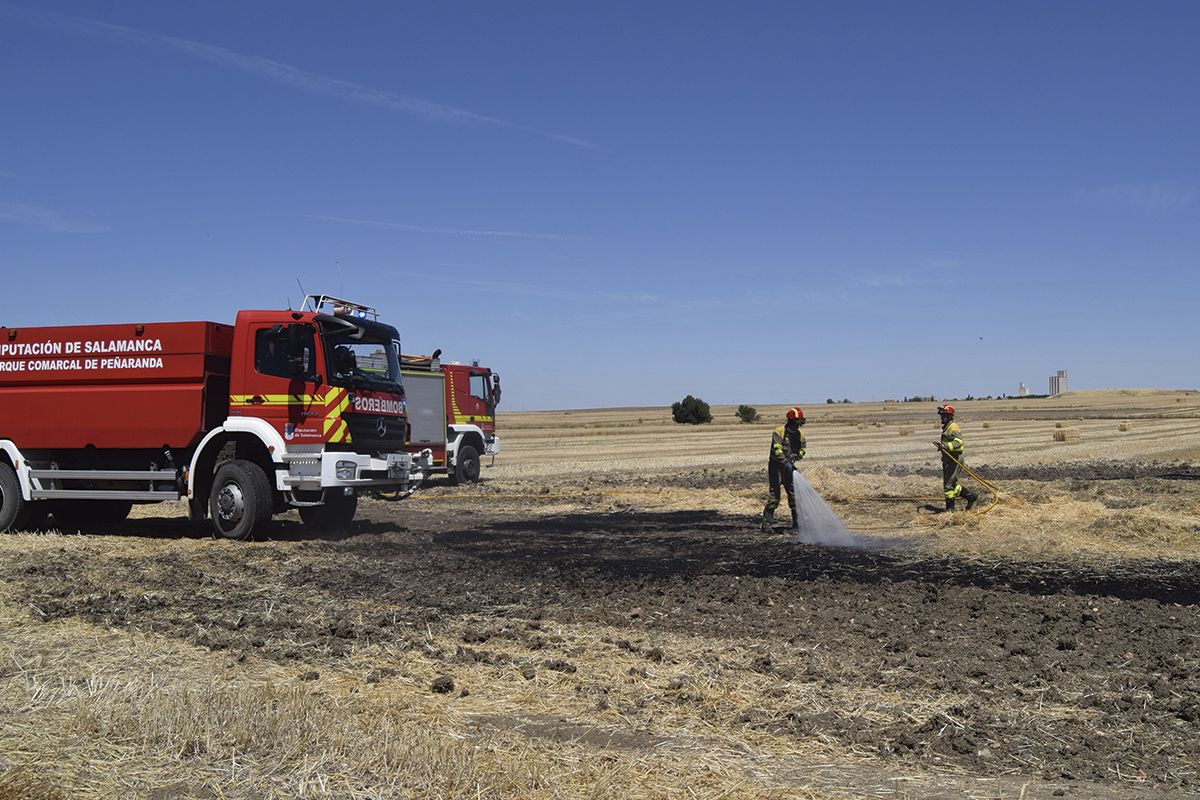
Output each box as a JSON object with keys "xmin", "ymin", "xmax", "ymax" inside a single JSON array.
[{"xmin": 2, "ymin": 389, "xmax": 1200, "ymax": 799}]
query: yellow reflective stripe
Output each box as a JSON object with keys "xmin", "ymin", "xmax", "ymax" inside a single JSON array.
[
  {"xmin": 329, "ymin": 420, "xmax": 350, "ymax": 443},
  {"xmin": 446, "ymin": 372, "xmax": 462, "ymax": 418}
]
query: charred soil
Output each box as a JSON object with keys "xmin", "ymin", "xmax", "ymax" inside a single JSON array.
[{"xmin": 5, "ymin": 495, "xmax": 1200, "ymax": 794}]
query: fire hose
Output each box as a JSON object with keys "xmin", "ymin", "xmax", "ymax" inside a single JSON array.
[{"xmin": 852, "ymin": 446, "xmax": 1002, "ymax": 515}]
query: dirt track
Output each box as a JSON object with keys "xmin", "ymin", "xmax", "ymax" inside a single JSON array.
[{"xmin": 4, "ymin": 491, "xmax": 1199, "ymax": 798}]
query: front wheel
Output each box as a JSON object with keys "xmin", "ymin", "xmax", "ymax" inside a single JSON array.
[
  {"xmin": 299, "ymin": 491, "xmax": 358, "ymax": 533},
  {"xmin": 0, "ymin": 463, "xmax": 26, "ymax": 532},
  {"xmin": 450, "ymin": 445, "xmax": 481, "ymax": 485},
  {"xmin": 209, "ymin": 460, "xmax": 273, "ymax": 540}
]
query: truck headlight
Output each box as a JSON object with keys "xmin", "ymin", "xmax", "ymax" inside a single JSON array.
[{"xmin": 335, "ymin": 460, "xmax": 357, "ymax": 481}]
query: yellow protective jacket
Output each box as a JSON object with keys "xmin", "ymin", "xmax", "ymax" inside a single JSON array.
[
  {"xmin": 770, "ymin": 424, "xmax": 806, "ymax": 468},
  {"xmin": 940, "ymin": 420, "xmax": 964, "ymax": 456}
]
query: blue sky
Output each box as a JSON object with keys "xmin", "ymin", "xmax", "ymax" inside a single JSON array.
[{"xmin": 1, "ymin": 2, "xmax": 1196, "ymax": 410}]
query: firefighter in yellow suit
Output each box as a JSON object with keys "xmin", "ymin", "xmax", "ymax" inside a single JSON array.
[
  {"xmin": 935, "ymin": 405, "xmax": 978, "ymax": 511},
  {"xmin": 762, "ymin": 407, "xmax": 806, "ymax": 532}
]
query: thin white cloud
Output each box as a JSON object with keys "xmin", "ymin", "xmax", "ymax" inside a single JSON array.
[
  {"xmin": 852, "ymin": 270, "xmax": 914, "ymax": 289},
  {"xmin": 850, "ymin": 257, "xmax": 964, "ymax": 289},
  {"xmin": 393, "ymin": 270, "xmax": 655, "ymax": 305},
  {"xmin": 0, "ymin": 170, "xmax": 13, "ymax": 178},
  {"xmin": 308, "ymin": 214, "xmax": 594, "ymax": 242},
  {"xmin": 922, "ymin": 256, "xmax": 965, "ymax": 270},
  {"xmin": 0, "ymin": 201, "xmax": 109, "ymax": 233},
  {"xmin": 0, "ymin": 3, "xmax": 600, "ymax": 151},
  {"xmin": 1073, "ymin": 182, "xmax": 1197, "ymax": 214}
]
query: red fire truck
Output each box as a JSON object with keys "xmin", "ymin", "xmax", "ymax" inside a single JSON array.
[
  {"xmin": 401, "ymin": 350, "xmax": 500, "ymax": 484},
  {"xmin": 0, "ymin": 295, "xmax": 429, "ymax": 539}
]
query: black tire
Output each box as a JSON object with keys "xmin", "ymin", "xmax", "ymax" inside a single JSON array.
[
  {"xmin": 52, "ymin": 499, "xmax": 132, "ymax": 531},
  {"xmin": 14, "ymin": 502, "xmax": 50, "ymax": 531},
  {"xmin": 209, "ymin": 459, "xmax": 273, "ymax": 540},
  {"xmin": 299, "ymin": 491, "xmax": 358, "ymax": 533},
  {"xmin": 0, "ymin": 462, "xmax": 25, "ymax": 532},
  {"xmin": 94, "ymin": 500, "xmax": 133, "ymax": 524},
  {"xmin": 450, "ymin": 445, "xmax": 481, "ymax": 486}
]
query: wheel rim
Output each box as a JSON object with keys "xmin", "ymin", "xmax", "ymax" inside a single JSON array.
[
  {"xmin": 216, "ymin": 482, "xmax": 246, "ymax": 529},
  {"xmin": 465, "ymin": 460, "xmax": 480, "ymax": 482}
]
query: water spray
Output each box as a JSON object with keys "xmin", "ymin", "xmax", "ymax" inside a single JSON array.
[{"xmin": 789, "ymin": 468, "xmax": 862, "ymax": 547}]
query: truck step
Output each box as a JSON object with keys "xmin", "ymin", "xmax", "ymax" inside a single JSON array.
[
  {"xmin": 29, "ymin": 469, "xmax": 178, "ymax": 481},
  {"xmin": 28, "ymin": 468, "xmax": 181, "ymax": 501},
  {"xmin": 30, "ymin": 489, "xmax": 180, "ymax": 501}
]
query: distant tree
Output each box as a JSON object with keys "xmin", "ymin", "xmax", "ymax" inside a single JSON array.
[
  {"xmin": 735, "ymin": 404, "xmax": 760, "ymax": 424},
  {"xmin": 840, "ymin": 398, "xmax": 851, "ymax": 404},
  {"xmin": 826, "ymin": 398, "xmax": 835, "ymax": 404},
  {"xmin": 671, "ymin": 395, "xmax": 712, "ymax": 424}
]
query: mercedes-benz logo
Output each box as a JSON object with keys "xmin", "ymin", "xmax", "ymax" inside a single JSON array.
[{"xmin": 376, "ymin": 417, "xmax": 388, "ymax": 438}]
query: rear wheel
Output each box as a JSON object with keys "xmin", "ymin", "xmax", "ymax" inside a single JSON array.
[
  {"xmin": 14, "ymin": 503, "xmax": 50, "ymax": 531},
  {"xmin": 0, "ymin": 463, "xmax": 26, "ymax": 532},
  {"xmin": 450, "ymin": 445, "xmax": 481, "ymax": 485},
  {"xmin": 209, "ymin": 460, "xmax": 273, "ymax": 540},
  {"xmin": 299, "ymin": 491, "xmax": 358, "ymax": 533}
]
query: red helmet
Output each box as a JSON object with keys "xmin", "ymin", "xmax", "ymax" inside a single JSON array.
[
  {"xmin": 786, "ymin": 407, "xmax": 805, "ymax": 422},
  {"xmin": 937, "ymin": 405, "xmax": 955, "ymax": 416}
]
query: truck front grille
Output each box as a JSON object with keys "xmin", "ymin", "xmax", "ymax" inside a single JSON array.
[{"xmin": 342, "ymin": 414, "xmax": 407, "ymax": 453}]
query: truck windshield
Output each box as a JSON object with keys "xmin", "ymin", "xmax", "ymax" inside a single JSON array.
[{"xmin": 319, "ymin": 316, "xmax": 404, "ymax": 394}]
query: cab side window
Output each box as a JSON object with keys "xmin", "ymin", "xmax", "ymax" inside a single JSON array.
[
  {"xmin": 255, "ymin": 326, "xmax": 316, "ymax": 379},
  {"xmin": 469, "ymin": 373, "xmax": 488, "ymax": 401}
]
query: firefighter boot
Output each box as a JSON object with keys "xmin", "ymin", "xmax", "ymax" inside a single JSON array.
[
  {"xmin": 944, "ymin": 498, "xmax": 956, "ymax": 513},
  {"xmin": 790, "ymin": 508, "xmax": 799, "ymax": 530},
  {"xmin": 760, "ymin": 512, "xmax": 774, "ymax": 534},
  {"xmin": 963, "ymin": 488, "xmax": 979, "ymax": 510}
]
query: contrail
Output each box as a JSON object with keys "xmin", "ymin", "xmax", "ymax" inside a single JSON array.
[
  {"xmin": 0, "ymin": 3, "xmax": 600, "ymax": 150},
  {"xmin": 0, "ymin": 201, "xmax": 109, "ymax": 234},
  {"xmin": 308, "ymin": 214, "xmax": 594, "ymax": 241}
]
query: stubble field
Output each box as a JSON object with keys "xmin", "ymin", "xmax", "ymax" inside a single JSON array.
[{"xmin": 2, "ymin": 389, "xmax": 1199, "ymax": 799}]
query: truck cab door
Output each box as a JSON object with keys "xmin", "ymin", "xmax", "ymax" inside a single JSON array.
[
  {"xmin": 235, "ymin": 322, "xmax": 325, "ymax": 443},
  {"xmin": 486, "ymin": 372, "xmax": 500, "ymax": 413},
  {"xmin": 466, "ymin": 369, "xmax": 495, "ymax": 432}
]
